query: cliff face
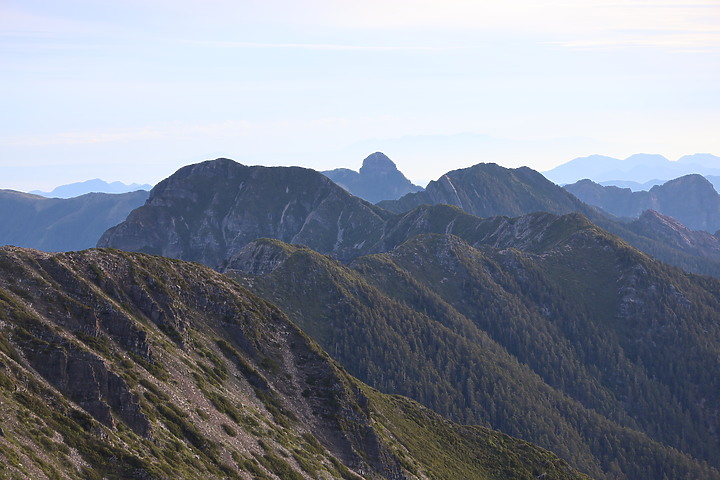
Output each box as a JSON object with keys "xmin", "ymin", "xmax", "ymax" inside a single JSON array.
[
  {"xmin": 98, "ymin": 159, "xmax": 392, "ymax": 267},
  {"xmin": 0, "ymin": 246, "xmax": 590, "ymax": 480}
]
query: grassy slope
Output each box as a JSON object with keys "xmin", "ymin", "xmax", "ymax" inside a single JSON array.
[{"xmin": 0, "ymin": 246, "xmax": 589, "ymax": 480}]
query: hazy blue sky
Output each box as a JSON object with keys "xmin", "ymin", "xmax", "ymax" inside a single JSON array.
[{"xmin": 2, "ymin": 0, "xmax": 719, "ymax": 190}]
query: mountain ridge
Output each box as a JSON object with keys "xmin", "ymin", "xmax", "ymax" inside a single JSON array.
[
  {"xmin": 0, "ymin": 246, "xmax": 591, "ymax": 479},
  {"xmin": 99, "ymin": 157, "xmax": 720, "ymax": 278},
  {"xmin": 229, "ymin": 229, "xmax": 720, "ymax": 480},
  {"xmin": 98, "ymin": 158, "xmax": 393, "ymax": 266},
  {"xmin": 379, "ymin": 162, "xmax": 594, "ymax": 218}
]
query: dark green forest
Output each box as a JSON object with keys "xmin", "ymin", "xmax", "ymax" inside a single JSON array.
[{"xmin": 231, "ymin": 229, "xmax": 720, "ymax": 480}]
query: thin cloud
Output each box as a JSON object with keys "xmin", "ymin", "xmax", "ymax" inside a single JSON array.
[
  {"xmin": 183, "ymin": 40, "xmax": 457, "ymax": 52},
  {"xmin": 555, "ymin": 31, "xmax": 720, "ymax": 51},
  {"xmin": 0, "ymin": 121, "xmax": 254, "ymax": 147}
]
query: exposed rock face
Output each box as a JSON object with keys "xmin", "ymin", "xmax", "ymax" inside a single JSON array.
[
  {"xmin": 98, "ymin": 159, "xmax": 392, "ymax": 267},
  {"xmin": 27, "ymin": 338, "xmax": 149, "ymax": 435},
  {"xmin": 0, "ymin": 246, "xmax": 590, "ymax": 479},
  {"xmin": 565, "ymin": 174, "xmax": 720, "ymax": 232},
  {"xmin": 322, "ymin": 152, "xmax": 423, "ymax": 203},
  {"xmin": 0, "ymin": 189, "xmax": 148, "ymax": 252}
]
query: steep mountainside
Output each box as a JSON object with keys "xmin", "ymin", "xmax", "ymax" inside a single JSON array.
[
  {"xmin": 322, "ymin": 152, "xmax": 423, "ymax": 203},
  {"xmin": 378, "ymin": 162, "xmax": 595, "ymax": 218},
  {"xmin": 0, "ymin": 246, "xmax": 589, "ymax": 480},
  {"xmin": 565, "ymin": 175, "xmax": 720, "ymax": 233},
  {"xmin": 230, "ymin": 228, "xmax": 720, "ymax": 480},
  {"xmin": 98, "ymin": 159, "xmax": 393, "ymax": 267},
  {"xmin": 0, "ymin": 189, "xmax": 148, "ymax": 252}
]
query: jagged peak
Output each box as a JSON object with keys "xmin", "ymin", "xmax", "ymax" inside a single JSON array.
[{"xmin": 359, "ymin": 152, "xmax": 398, "ymax": 174}]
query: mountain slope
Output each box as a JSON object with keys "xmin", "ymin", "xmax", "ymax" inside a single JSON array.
[
  {"xmin": 229, "ymin": 230, "xmax": 720, "ymax": 480},
  {"xmin": 378, "ymin": 162, "xmax": 720, "ymax": 277},
  {"xmin": 565, "ymin": 175, "xmax": 720, "ymax": 233},
  {"xmin": 0, "ymin": 246, "xmax": 589, "ymax": 480},
  {"xmin": 322, "ymin": 152, "xmax": 423, "ymax": 203},
  {"xmin": 378, "ymin": 162, "xmax": 594, "ymax": 218},
  {"xmin": 98, "ymin": 159, "xmax": 393, "ymax": 267},
  {"xmin": 0, "ymin": 189, "xmax": 148, "ymax": 252},
  {"xmin": 99, "ymin": 158, "xmax": 720, "ymax": 278},
  {"xmin": 101, "ymin": 159, "xmax": 600, "ymax": 270}
]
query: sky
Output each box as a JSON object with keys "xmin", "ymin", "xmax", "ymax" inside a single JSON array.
[{"xmin": 1, "ymin": 0, "xmax": 719, "ymax": 190}]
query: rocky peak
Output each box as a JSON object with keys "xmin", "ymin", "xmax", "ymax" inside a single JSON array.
[
  {"xmin": 98, "ymin": 158, "xmax": 392, "ymax": 267},
  {"xmin": 322, "ymin": 152, "xmax": 423, "ymax": 203},
  {"xmin": 380, "ymin": 162, "xmax": 592, "ymax": 219},
  {"xmin": 359, "ymin": 152, "xmax": 398, "ymax": 175}
]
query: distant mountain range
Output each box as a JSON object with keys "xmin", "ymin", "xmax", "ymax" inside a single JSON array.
[
  {"xmin": 30, "ymin": 178, "xmax": 152, "ymax": 198},
  {"xmin": 565, "ymin": 175, "xmax": 720, "ymax": 233},
  {"xmin": 5, "ymin": 154, "xmax": 720, "ymax": 479},
  {"xmin": 544, "ymin": 153, "xmax": 720, "ymax": 185},
  {"xmin": 98, "ymin": 158, "xmax": 720, "ymax": 278},
  {"xmin": 0, "ymin": 189, "xmax": 148, "ymax": 252},
  {"xmin": 322, "ymin": 152, "xmax": 423, "ymax": 203}
]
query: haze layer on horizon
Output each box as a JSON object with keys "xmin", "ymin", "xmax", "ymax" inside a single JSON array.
[{"xmin": 2, "ymin": 0, "xmax": 719, "ymax": 191}]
